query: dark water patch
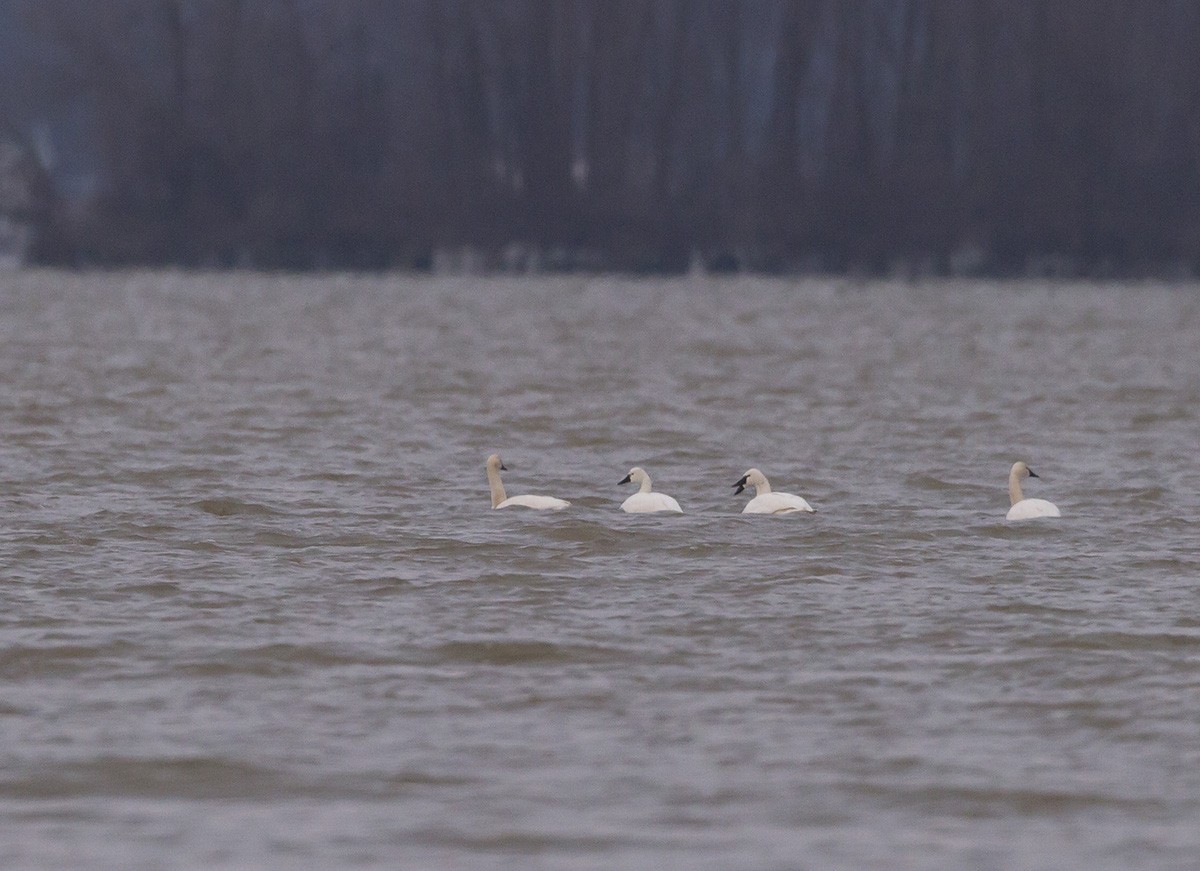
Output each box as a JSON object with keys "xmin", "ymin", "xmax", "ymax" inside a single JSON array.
[
  {"xmin": 19, "ymin": 532, "xmax": 99, "ymax": 551},
  {"xmin": 373, "ymin": 769, "xmax": 477, "ymax": 790},
  {"xmin": 314, "ymin": 532, "xmax": 404, "ymax": 549},
  {"xmin": 854, "ymin": 781, "xmax": 1162, "ymax": 818},
  {"xmin": 986, "ymin": 600, "xmax": 1093, "ymax": 619},
  {"xmin": 118, "ymin": 465, "xmax": 227, "ymax": 485},
  {"xmin": 0, "ymin": 640, "xmax": 141, "ymax": 680},
  {"xmin": 165, "ymin": 537, "xmax": 224, "ymax": 554},
  {"xmin": 904, "ymin": 473, "xmax": 959, "ymax": 491},
  {"xmin": 1123, "ymin": 554, "xmax": 1200, "ymax": 574},
  {"xmin": 347, "ymin": 575, "xmax": 412, "ymax": 596},
  {"xmin": 430, "ymin": 638, "xmax": 633, "ymax": 666},
  {"xmin": 973, "ymin": 521, "xmax": 1073, "ymax": 542},
  {"xmin": 451, "ymin": 570, "xmax": 573, "ymax": 589},
  {"xmin": 193, "ymin": 498, "xmax": 278, "ymax": 517},
  {"xmin": 539, "ymin": 519, "xmax": 631, "ymax": 546},
  {"xmin": 253, "ymin": 530, "xmax": 313, "ymax": 548},
  {"xmin": 122, "ymin": 580, "xmax": 185, "ymax": 597},
  {"xmin": 410, "ymin": 826, "xmax": 643, "ymax": 856},
  {"xmin": 1121, "ymin": 485, "xmax": 1169, "ymax": 501},
  {"xmin": 115, "ymin": 521, "xmax": 188, "ymax": 543},
  {"xmin": 0, "ymin": 757, "xmax": 289, "ymax": 801},
  {"xmin": 9, "ymin": 405, "xmax": 68, "ymax": 427},
  {"xmin": 177, "ymin": 642, "xmax": 393, "ymax": 677},
  {"xmin": 1130, "ymin": 406, "xmax": 1192, "ymax": 426},
  {"xmin": 974, "ymin": 699, "xmax": 1138, "ymax": 733},
  {"xmin": 1036, "ymin": 630, "xmax": 1200, "ymax": 652},
  {"xmin": 405, "ymin": 533, "xmax": 527, "ymax": 555},
  {"xmin": 295, "ymin": 470, "xmax": 363, "ymax": 483}
]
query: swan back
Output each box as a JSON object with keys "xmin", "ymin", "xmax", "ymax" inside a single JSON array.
[
  {"xmin": 743, "ymin": 492, "xmax": 814, "ymax": 514},
  {"xmin": 620, "ymin": 492, "xmax": 683, "ymax": 513},
  {"xmin": 500, "ymin": 494, "xmax": 572, "ymax": 510},
  {"xmin": 486, "ymin": 453, "xmax": 570, "ymax": 510},
  {"xmin": 1007, "ymin": 498, "xmax": 1061, "ymax": 520}
]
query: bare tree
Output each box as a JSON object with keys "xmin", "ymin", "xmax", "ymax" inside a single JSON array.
[{"xmin": 10, "ymin": 0, "xmax": 1200, "ymax": 274}]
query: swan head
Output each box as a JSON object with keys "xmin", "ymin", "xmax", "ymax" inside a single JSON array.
[
  {"xmin": 734, "ymin": 468, "xmax": 767, "ymax": 495},
  {"xmin": 1011, "ymin": 461, "xmax": 1038, "ymax": 481},
  {"xmin": 1007, "ymin": 461, "xmax": 1043, "ymax": 508},
  {"xmin": 619, "ymin": 467, "xmax": 649, "ymax": 487},
  {"xmin": 486, "ymin": 453, "xmax": 508, "ymax": 473}
]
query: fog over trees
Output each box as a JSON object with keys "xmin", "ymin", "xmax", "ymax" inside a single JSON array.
[{"xmin": 4, "ymin": 0, "xmax": 1200, "ymax": 275}]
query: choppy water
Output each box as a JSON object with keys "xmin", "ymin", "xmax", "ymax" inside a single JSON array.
[{"xmin": 1, "ymin": 270, "xmax": 1198, "ymax": 869}]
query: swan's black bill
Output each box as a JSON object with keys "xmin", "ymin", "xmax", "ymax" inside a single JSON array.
[
  {"xmin": 500, "ymin": 463, "xmax": 508, "ymax": 471},
  {"xmin": 618, "ymin": 474, "xmax": 632, "ymax": 485},
  {"xmin": 733, "ymin": 474, "xmax": 748, "ymax": 495},
  {"xmin": 1028, "ymin": 469, "xmax": 1039, "ymax": 478}
]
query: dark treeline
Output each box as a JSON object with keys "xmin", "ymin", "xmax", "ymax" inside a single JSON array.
[{"xmin": 6, "ymin": 0, "xmax": 1200, "ymax": 274}]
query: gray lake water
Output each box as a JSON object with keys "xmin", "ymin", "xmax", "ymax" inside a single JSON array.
[{"xmin": 1, "ymin": 270, "xmax": 1198, "ymax": 869}]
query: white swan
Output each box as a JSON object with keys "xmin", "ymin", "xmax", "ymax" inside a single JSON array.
[
  {"xmin": 734, "ymin": 468, "xmax": 815, "ymax": 514},
  {"xmin": 486, "ymin": 454, "xmax": 570, "ymax": 510},
  {"xmin": 618, "ymin": 467, "xmax": 683, "ymax": 513},
  {"xmin": 1006, "ymin": 461, "xmax": 1060, "ymax": 520}
]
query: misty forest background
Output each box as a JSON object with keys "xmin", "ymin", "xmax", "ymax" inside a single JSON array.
[{"xmin": 4, "ymin": 0, "xmax": 1200, "ymax": 275}]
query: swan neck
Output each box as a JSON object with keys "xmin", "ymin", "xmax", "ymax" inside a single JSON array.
[
  {"xmin": 756, "ymin": 479, "xmax": 771, "ymax": 495},
  {"xmin": 639, "ymin": 476, "xmax": 653, "ymax": 494},
  {"xmin": 487, "ymin": 464, "xmax": 507, "ymax": 508},
  {"xmin": 1008, "ymin": 468, "xmax": 1023, "ymax": 507}
]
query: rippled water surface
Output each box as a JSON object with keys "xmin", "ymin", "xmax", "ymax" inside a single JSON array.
[{"xmin": 1, "ymin": 270, "xmax": 1199, "ymax": 869}]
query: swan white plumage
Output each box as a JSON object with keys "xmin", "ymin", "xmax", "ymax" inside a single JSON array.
[
  {"xmin": 734, "ymin": 468, "xmax": 815, "ymax": 514},
  {"xmin": 1006, "ymin": 461, "xmax": 1060, "ymax": 520},
  {"xmin": 486, "ymin": 454, "xmax": 570, "ymax": 510},
  {"xmin": 617, "ymin": 467, "xmax": 683, "ymax": 513}
]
